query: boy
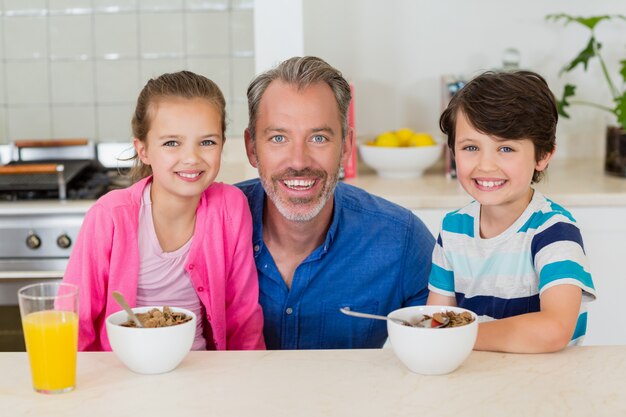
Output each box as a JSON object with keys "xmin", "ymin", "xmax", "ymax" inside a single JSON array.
[{"xmin": 428, "ymin": 71, "xmax": 596, "ymax": 353}]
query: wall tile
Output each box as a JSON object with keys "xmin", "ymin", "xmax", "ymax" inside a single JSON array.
[
  {"xmin": 231, "ymin": 10, "xmax": 254, "ymax": 55},
  {"xmin": 231, "ymin": 56, "xmax": 254, "ymax": 99},
  {"xmin": 49, "ymin": 15, "xmax": 93, "ymax": 58},
  {"xmin": 139, "ymin": 13, "xmax": 184, "ymax": 57},
  {"xmin": 8, "ymin": 106, "xmax": 52, "ymax": 139},
  {"xmin": 50, "ymin": 61, "xmax": 95, "ymax": 104},
  {"xmin": 139, "ymin": 59, "xmax": 186, "ymax": 82},
  {"xmin": 6, "ymin": 61, "xmax": 49, "ymax": 104},
  {"xmin": 186, "ymin": 0, "xmax": 229, "ymax": 11},
  {"xmin": 0, "ymin": 66, "xmax": 5, "ymax": 106},
  {"xmin": 0, "ymin": 110, "xmax": 7, "ymax": 144},
  {"xmin": 186, "ymin": 12, "xmax": 230, "ymax": 56},
  {"xmin": 94, "ymin": 13, "xmax": 139, "ymax": 58},
  {"xmin": 93, "ymin": 0, "xmax": 137, "ymax": 13},
  {"xmin": 3, "ymin": 0, "xmax": 46, "ymax": 15},
  {"xmin": 3, "ymin": 16, "xmax": 47, "ymax": 59},
  {"xmin": 52, "ymin": 105, "xmax": 97, "ymax": 139},
  {"xmin": 138, "ymin": 0, "xmax": 183, "ymax": 11},
  {"xmin": 97, "ymin": 104, "xmax": 134, "ymax": 140},
  {"xmin": 227, "ymin": 100, "xmax": 248, "ymax": 138},
  {"xmin": 187, "ymin": 57, "xmax": 231, "ymax": 99},
  {"xmin": 96, "ymin": 60, "xmax": 140, "ymax": 103},
  {"xmin": 48, "ymin": 0, "xmax": 93, "ymax": 14}
]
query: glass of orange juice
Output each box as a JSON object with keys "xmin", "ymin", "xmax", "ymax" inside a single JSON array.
[{"xmin": 18, "ymin": 283, "xmax": 79, "ymax": 394}]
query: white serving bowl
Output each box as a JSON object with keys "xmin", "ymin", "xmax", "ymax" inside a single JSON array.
[
  {"xmin": 106, "ymin": 306, "xmax": 196, "ymax": 375},
  {"xmin": 358, "ymin": 143, "xmax": 442, "ymax": 179},
  {"xmin": 387, "ymin": 305, "xmax": 478, "ymax": 375}
]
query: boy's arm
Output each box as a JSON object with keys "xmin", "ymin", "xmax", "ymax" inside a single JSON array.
[
  {"xmin": 427, "ymin": 292, "xmax": 457, "ymax": 306},
  {"xmin": 474, "ymin": 284, "xmax": 582, "ymax": 353}
]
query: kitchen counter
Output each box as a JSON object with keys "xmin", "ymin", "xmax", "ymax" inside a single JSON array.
[
  {"xmin": 2, "ymin": 347, "xmax": 625, "ymax": 417},
  {"xmin": 2, "ymin": 157, "xmax": 625, "ymax": 213}
]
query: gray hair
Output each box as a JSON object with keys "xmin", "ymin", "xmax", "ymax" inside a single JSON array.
[{"xmin": 246, "ymin": 56, "xmax": 352, "ymax": 141}]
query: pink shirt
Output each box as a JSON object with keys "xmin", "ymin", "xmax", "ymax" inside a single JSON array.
[
  {"xmin": 63, "ymin": 176, "xmax": 265, "ymax": 351},
  {"xmin": 136, "ymin": 183, "xmax": 206, "ymax": 350}
]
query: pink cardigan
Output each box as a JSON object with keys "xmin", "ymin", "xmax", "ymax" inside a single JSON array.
[{"xmin": 63, "ymin": 177, "xmax": 265, "ymax": 351}]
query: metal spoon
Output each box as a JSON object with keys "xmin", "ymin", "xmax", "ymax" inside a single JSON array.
[
  {"xmin": 339, "ymin": 307, "xmax": 449, "ymax": 328},
  {"xmin": 112, "ymin": 291, "xmax": 143, "ymax": 328}
]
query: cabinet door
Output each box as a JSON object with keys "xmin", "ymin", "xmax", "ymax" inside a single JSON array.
[{"xmin": 570, "ymin": 206, "xmax": 626, "ymax": 346}]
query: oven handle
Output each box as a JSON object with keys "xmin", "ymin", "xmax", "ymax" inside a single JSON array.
[{"xmin": 0, "ymin": 271, "xmax": 64, "ymax": 280}]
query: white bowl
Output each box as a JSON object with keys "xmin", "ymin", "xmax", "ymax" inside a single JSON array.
[
  {"xmin": 387, "ymin": 305, "xmax": 478, "ymax": 375},
  {"xmin": 358, "ymin": 143, "xmax": 442, "ymax": 179},
  {"xmin": 106, "ymin": 306, "xmax": 196, "ymax": 375}
]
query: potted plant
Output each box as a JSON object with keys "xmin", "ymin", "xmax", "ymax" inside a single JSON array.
[{"xmin": 546, "ymin": 13, "xmax": 626, "ymax": 176}]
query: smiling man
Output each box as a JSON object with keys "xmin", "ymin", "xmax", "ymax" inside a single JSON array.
[{"xmin": 236, "ymin": 56, "xmax": 435, "ymax": 349}]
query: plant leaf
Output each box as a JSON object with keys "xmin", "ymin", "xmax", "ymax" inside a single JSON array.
[
  {"xmin": 557, "ymin": 84, "xmax": 577, "ymax": 118},
  {"xmin": 620, "ymin": 60, "xmax": 626, "ymax": 84},
  {"xmin": 561, "ymin": 37, "xmax": 598, "ymax": 74},
  {"xmin": 615, "ymin": 94, "xmax": 626, "ymax": 130},
  {"xmin": 545, "ymin": 13, "xmax": 625, "ymax": 30}
]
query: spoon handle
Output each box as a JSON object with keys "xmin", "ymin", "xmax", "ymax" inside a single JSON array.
[
  {"xmin": 339, "ymin": 307, "xmax": 409, "ymax": 326},
  {"xmin": 112, "ymin": 291, "xmax": 143, "ymax": 328}
]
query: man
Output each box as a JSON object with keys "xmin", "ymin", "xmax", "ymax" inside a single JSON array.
[{"xmin": 237, "ymin": 56, "xmax": 434, "ymax": 349}]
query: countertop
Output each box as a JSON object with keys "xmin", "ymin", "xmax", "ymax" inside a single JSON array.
[
  {"xmin": 2, "ymin": 157, "xmax": 626, "ymax": 214},
  {"xmin": 2, "ymin": 347, "xmax": 625, "ymax": 417}
]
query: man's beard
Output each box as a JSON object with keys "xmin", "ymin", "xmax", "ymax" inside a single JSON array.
[{"xmin": 257, "ymin": 159, "xmax": 340, "ymax": 222}]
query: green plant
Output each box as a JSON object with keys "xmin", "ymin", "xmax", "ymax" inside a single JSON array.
[{"xmin": 546, "ymin": 13, "xmax": 626, "ymax": 130}]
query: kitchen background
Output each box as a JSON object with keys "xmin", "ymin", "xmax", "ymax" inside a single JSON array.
[{"xmin": 1, "ymin": 0, "xmax": 625, "ymax": 161}]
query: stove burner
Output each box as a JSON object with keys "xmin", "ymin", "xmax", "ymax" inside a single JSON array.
[{"xmin": 0, "ymin": 165, "xmax": 130, "ymax": 201}]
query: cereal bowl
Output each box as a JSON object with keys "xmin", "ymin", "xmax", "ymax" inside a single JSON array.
[
  {"xmin": 105, "ymin": 306, "xmax": 196, "ymax": 375},
  {"xmin": 387, "ymin": 305, "xmax": 478, "ymax": 375}
]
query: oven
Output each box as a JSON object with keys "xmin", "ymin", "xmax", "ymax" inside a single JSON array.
[{"xmin": 0, "ymin": 139, "xmax": 130, "ymax": 351}]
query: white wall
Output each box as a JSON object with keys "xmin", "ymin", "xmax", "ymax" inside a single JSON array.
[{"xmin": 302, "ymin": 0, "xmax": 626, "ymax": 160}]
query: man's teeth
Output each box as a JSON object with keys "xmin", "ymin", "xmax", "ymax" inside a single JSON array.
[
  {"xmin": 476, "ymin": 179, "xmax": 505, "ymax": 188},
  {"xmin": 178, "ymin": 172, "xmax": 201, "ymax": 179},
  {"xmin": 284, "ymin": 179, "xmax": 315, "ymax": 189}
]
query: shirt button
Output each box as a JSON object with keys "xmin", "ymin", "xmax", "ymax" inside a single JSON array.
[
  {"xmin": 285, "ymin": 307, "xmax": 293, "ymax": 315},
  {"xmin": 254, "ymin": 244, "xmax": 260, "ymax": 252},
  {"xmin": 197, "ymin": 287, "xmax": 204, "ymax": 292},
  {"xmin": 188, "ymin": 264, "xmax": 195, "ymax": 270}
]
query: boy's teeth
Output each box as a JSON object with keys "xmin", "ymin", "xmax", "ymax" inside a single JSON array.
[
  {"xmin": 284, "ymin": 179, "xmax": 315, "ymax": 189},
  {"xmin": 477, "ymin": 179, "xmax": 505, "ymax": 188},
  {"xmin": 179, "ymin": 172, "xmax": 200, "ymax": 179}
]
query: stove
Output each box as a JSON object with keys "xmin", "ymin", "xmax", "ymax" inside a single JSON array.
[{"xmin": 0, "ymin": 139, "xmax": 132, "ymax": 350}]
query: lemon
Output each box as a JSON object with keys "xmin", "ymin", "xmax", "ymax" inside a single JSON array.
[
  {"xmin": 395, "ymin": 128, "xmax": 414, "ymax": 147},
  {"xmin": 408, "ymin": 132, "xmax": 436, "ymax": 147},
  {"xmin": 375, "ymin": 131, "xmax": 401, "ymax": 147}
]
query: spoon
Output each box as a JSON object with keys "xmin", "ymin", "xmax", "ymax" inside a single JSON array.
[
  {"xmin": 112, "ymin": 291, "xmax": 143, "ymax": 328},
  {"xmin": 339, "ymin": 307, "xmax": 449, "ymax": 328}
]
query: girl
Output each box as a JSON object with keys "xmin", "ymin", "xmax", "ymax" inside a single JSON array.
[{"xmin": 63, "ymin": 71, "xmax": 265, "ymax": 351}]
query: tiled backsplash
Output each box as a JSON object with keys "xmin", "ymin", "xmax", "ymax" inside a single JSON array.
[{"xmin": 0, "ymin": 0, "xmax": 255, "ymax": 144}]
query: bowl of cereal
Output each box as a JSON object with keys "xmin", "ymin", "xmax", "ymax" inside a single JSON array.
[
  {"xmin": 106, "ymin": 306, "xmax": 196, "ymax": 375},
  {"xmin": 387, "ymin": 305, "xmax": 477, "ymax": 375}
]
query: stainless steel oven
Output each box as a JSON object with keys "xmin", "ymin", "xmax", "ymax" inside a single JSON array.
[{"xmin": 0, "ymin": 139, "xmax": 130, "ymax": 351}]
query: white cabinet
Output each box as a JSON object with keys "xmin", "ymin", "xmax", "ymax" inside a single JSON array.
[{"xmin": 413, "ymin": 205, "xmax": 626, "ymax": 346}]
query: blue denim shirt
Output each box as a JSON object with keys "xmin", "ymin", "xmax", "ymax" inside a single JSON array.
[{"xmin": 236, "ymin": 179, "xmax": 434, "ymax": 349}]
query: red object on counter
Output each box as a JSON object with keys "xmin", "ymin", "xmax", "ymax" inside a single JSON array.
[{"xmin": 343, "ymin": 84, "xmax": 358, "ymax": 179}]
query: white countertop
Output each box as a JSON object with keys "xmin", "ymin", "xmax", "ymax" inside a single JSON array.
[
  {"xmin": 2, "ymin": 347, "xmax": 625, "ymax": 417},
  {"xmin": 2, "ymin": 157, "xmax": 626, "ymax": 214}
]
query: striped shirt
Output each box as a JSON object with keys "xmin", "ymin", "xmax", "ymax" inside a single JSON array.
[{"xmin": 428, "ymin": 190, "xmax": 596, "ymax": 343}]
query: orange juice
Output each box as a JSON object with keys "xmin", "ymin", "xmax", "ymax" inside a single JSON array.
[{"xmin": 22, "ymin": 310, "xmax": 78, "ymax": 393}]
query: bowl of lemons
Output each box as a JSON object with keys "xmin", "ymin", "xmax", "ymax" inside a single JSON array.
[{"xmin": 358, "ymin": 128, "xmax": 442, "ymax": 179}]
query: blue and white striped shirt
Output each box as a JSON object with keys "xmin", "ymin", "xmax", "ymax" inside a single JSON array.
[{"xmin": 428, "ymin": 190, "xmax": 596, "ymax": 343}]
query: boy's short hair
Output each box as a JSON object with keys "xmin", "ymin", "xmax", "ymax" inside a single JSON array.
[{"xmin": 439, "ymin": 70, "xmax": 557, "ymax": 183}]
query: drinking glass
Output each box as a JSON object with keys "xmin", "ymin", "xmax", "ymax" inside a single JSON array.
[{"xmin": 18, "ymin": 282, "xmax": 79, "ymax": 394}]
